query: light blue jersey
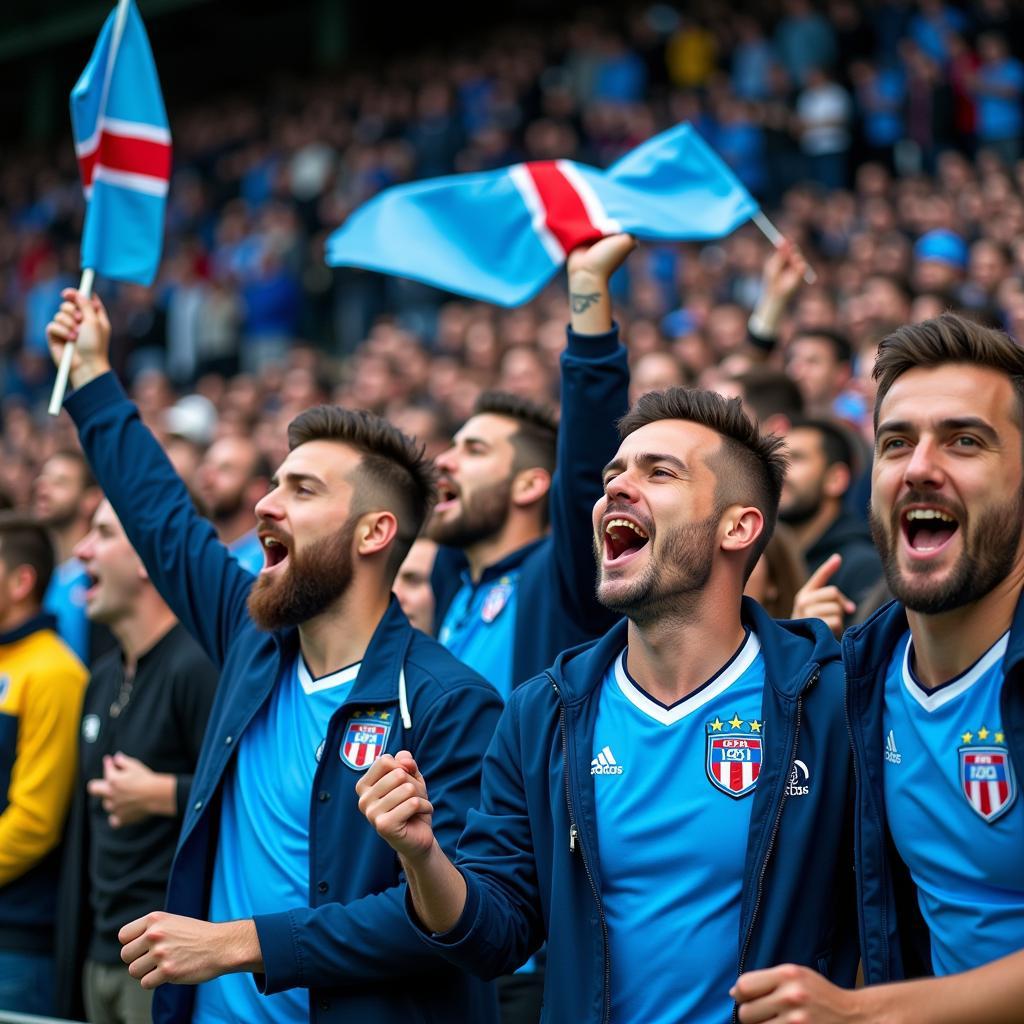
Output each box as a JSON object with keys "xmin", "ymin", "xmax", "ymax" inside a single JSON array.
[
  {"xmin": 43, "ymin": 557, "xmax": 90, "ymax": 662},
  {"xmin": 594, "ymin": 632, "xmax": 766, "ymax": 1024},
  {"xmin": 883, "ymin": 631, "xmax": 1024, "ymax": 976},
  {"xmin": 229, "ymin": 529, "xmax": 265, "ymax": 577},
  {"xmin": 439, "ymin": 569, "xmax": 519, "ymax": 700},
  {"xmin": 193, "ymin": 656, "xmax": 360, "ymax": 1024}
]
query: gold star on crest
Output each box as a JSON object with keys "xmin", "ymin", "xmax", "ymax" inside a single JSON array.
[
  {"xmin": 351, "ymin": 710, "xmax": 363, "ymax": 718},
  {"xmin": 996, "ymin": 731, "xmax": 1005, "ymax": 744},
  {"xmin": 978, "ymin": 726, "xmax": 990, "ymax": 741},
  {"xmin": 749, "ymin": 720, "xmax": 762, "ymax": 733},
  {"xmin": 367, "ymin": 707, "xmax": 377, "ymax": 718},
  {"xmin": 729, "ymin": 714, "xmax": 745, "ymax": 730},
  {"xmin": 710, "ymin": 717, "xmax": 724, "ymax": 732},
  {"xmin": 961, "ymin": 731, "xmax": 973, "ymax": 744},
  {"xmin": 380, "ymin": 711, "xmax": 391, "ymax": 720}
]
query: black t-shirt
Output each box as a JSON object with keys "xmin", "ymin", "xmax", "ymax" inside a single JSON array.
[{"xmin": 79, "ymin": 623, "xmax": 218, "ymax": 963}]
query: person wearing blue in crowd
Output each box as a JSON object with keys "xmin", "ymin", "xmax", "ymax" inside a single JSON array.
[
  {"xmin": 733, "ymin": 314, "xmax": 1024, "ymax": 1021},
  {"xmin": 428, "ymin": 234, "xmax": 634, "ymax": 701},
  {"xmin": 45, "ymin": 290, "xmax": 503, "ymax": 1024},
  {"xmin": 358, "ymin": 386, "xmax": 859, "ymax": 1024}
]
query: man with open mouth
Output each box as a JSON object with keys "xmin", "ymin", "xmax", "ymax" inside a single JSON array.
[
  {"xmin": 734, "ymin": 313, "xmax": 1024, "ymax": 1022},
  {"xmin": 45, "ymin": 290, "xmax": 503, "ymax": 1024},
  {"xmin": 358, "ymin": 387, "xmax": 860, "ymax": 1023}
]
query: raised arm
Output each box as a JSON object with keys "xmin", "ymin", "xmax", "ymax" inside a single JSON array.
[
  {"xmin": 46, "ymin": 290, "xmax": 253, "ymax": 665},
  {"xmin": 551, "ymin": 234, "xmax": 634, "ymax": 629}
]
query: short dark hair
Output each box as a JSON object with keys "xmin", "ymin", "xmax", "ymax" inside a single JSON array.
[
  {"xmin": 735, "ymin": 367, "xmax": 805, "ymax": 422},
  {"xmin": 788, "ymin": 416, "xmax": 856, "ymax": 473},
  {"xmin": 287, "ymin": 406, "xmax": 437, "ymax": 577},
  {"xmin": 0, "ymin": 513, "xmax": 55, "ymax": 605},
  {"xmin": 793, "ymin": 328, "xmax": 853, "ymax": 366},
  {"xmin": 472, "ymin": 391, "xmax": 559, "ymax": 524},
  {"xmin": 617, "ymin": 388, "xmax": 788, "ymax": 576},
  {"xmin": 49, "ymin": 448, "xmax": 96, "ymax": 491},
  {"xmin": 873, "ymin": 313, "xmax": 1024, "ymax": 429}
]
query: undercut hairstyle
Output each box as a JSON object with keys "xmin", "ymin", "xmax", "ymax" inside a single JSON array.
[
  {"xmin": 472, "ymin": 390, "xmax": 559, "ymax": 525},
  {"xmin": 735, "ymin": 367, "xmax": 805, "ymax": 422},
  {"xmin": 873, "ymin": 313, "xmax": 1024, "ymax": 430},
  {"xmin": 288, "ymin": 406, "xmax": 437, "ymax": 577},
  {"xmin": 788, "ymin": 416, "xmax": 856, "ymax": 472},
  {"xmin": 617, "ymin": 388, "xmax": 788, "ymax": 577},
  {"xmin": 0, "ymin": 513, "xmax": 56, "ymax": 605},
  {"xmin": 793, "ymin": 327, "xmax": 853, "ymax": 366}
]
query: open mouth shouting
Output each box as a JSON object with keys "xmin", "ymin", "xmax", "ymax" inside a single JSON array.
[
  {"xmin": 260, "ymin": 531, "xmax": 292, "ymax": 575},
  {"xmin": 602, "ymin": 513, "xmax": 651, "ymax": 567},
  {"xmin": 434, "ymin": 477, "xmax": 460, "ymax": 514},
  {"xmin": 900, "ymin": 505, "xmax": 960, "ymax": 560}
]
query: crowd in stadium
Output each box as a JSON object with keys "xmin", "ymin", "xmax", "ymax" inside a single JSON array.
[{"xmin": 1, "ymin": 0, "xmax": 1024, "ymax": 1022}]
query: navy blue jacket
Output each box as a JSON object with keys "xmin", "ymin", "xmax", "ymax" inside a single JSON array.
[
  {"xmin": 432, "ymin": 326, "xmax": 629, "ymax": 687},
  {"xmin": 66, "ymin": 373, "xmax": 503, "ymax": 1024},
  {"xmin": 418, "ymin": 600, "xmax": 859, "ymax": 1023},
  {"xmin": 843, "ymin": 595, "xmax": 1024, "ymax": 985}
]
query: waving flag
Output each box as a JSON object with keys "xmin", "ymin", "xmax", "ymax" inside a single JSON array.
[
  {"xmin": 326, "ymin": 123, "xmax": 758, "ymax": 306},
  {"xmin": 71, "ymin": 0, "xmax": 171, "ymax": 285}
]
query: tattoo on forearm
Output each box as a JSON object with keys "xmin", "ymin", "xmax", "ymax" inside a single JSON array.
[{"xmin": 571, "ymin": 292, "xmax": 601, "ymax": 314}]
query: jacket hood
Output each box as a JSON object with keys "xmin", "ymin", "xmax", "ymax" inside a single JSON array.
[{"xmin": 547, "ymin": 597, "xmax": 840, "ymax": 706}]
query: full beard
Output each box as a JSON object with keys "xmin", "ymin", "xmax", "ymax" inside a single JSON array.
[
  {"xmin": 425, "ymin": 477, "xmax": 512, "ymax": 548},
  {"xmin": 596, "ymin": 509, "xmax": 720, "ymax": 626},
  {"xmin": 247, "ymin": 515, "xmax": 357, "ymax": 630},
  {"xmin": 869, "ymin": 490, "xmax": 1024, "ymax": 615}
]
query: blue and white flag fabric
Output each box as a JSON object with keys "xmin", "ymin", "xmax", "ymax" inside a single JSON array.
[
  {"xmin": 326, "ymin": 123, "xmax": 759, "ymax": 307},
  {"xmin": 71, "ymin": 0, "xmax": 171, "ymax": 285}
]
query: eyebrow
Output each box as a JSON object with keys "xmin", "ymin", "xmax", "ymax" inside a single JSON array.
[
  {"xmin": 602, "ymin": 451, "xmax": 689, "ymax": 477},
  {"xmin": 876, "ymin": 416, "xmax": 1000, "ymax": 442},
  {"xmin": 269, "ymin": 471, "xmax": 327, "ymax": 490}
]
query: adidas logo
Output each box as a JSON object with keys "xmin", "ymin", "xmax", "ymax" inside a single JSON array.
[
  {"xmin": 885, "ymin": 729, "xmax": 902, "ymax": 765},
  {"xmin": 591, "ymin": 745, "xmax": 624, "ymax": 776}
]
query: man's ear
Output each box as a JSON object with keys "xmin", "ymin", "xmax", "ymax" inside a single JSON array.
[
  {"xmin": 357, "ymin": 510, "xmax": 399, "ymax": 558},
  {"xmin": 823, "ymin": 462, "xmax": 851, "ymax": 500},
  {"xmin": 8, "ymin": 564, "xmax": 38, "ymax": 606},
  {"xmin": 510, "ymin": 468, "xmax": 552, "ymax": 510},
  {"xmin": 720, "ymin": 505, "xmax": 765, "ymax": 561}
]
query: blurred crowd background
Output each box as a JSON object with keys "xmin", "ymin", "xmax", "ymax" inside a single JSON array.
[{"xmin": 3, "ymin": 0, "xmax": 1024, "ymax": 567}]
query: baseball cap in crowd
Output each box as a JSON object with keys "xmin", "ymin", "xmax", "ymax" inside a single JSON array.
[
  {"xmin": 913, "ymin": 229, "xmax": 968, "ymax": 270},
  {"xmin": 163, "ymin": 394, "xmax": 217, "ymax": 448}
]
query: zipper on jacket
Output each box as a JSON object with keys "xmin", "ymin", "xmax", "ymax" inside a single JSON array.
[
  {"xmin": 551, "ymin": 676, "xmax": 612, "ymax": 1024},
  {"xmin": 735, "ymin": 666, "xmax": 817, "ymax": 1010}
]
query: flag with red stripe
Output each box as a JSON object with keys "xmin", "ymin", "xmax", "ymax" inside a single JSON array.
[
  {"xmin": 71, "ymin": 0, "xmax": 171, "ymax": 285},
  {"xmin": 326, "ymin": 123, "xmax": 758, "ymax": 307}
]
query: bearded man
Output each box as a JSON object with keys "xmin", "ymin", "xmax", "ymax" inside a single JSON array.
[{"xmin": 45, "ymin": 290, "xmax": 503, "ymax": 1024}]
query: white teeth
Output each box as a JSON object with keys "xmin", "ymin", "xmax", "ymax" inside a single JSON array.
[
  {"xmin": 905, "ymin": 509, "xmax": 955, "ymax": 523},
  {"xmin": 605, "ymin": 518, "xmax": 649, "ymax": 540},
  {"xmin": 263, "ymin": 537, "xmax": 282, "ymax": 548}
]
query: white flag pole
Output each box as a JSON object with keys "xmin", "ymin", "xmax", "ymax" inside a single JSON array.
[
  {"xmin": 752, "ymin": 209, "xmax": 817, "ymax": 284},
  {"xmin": 48, "ymin": 0, "xmax": 131, "ymax": 417}
]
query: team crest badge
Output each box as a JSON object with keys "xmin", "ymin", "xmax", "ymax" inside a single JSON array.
[
  {"xmin": 481, "ymin": 578, "xmax": 513, "ymax": 623},
  {"xmin": 341, "ymin": 709, "xmax": 392, "ymax": 771},
  {"xmin": 960, "ymin": 745, "xmax": 1016, "ymax": 823},
  {"xmin": 706, "ymin": 715, "xmax": 763, "ymax": 799}
]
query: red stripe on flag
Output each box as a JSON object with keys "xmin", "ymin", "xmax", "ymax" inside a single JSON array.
[
  {"xmin": 524, "ymin": 161, "xmax": 604, "ymax": 255},
  {"xmin": 731, "ymin": 761, "xmax": 742, "ymax": 792},
  {"xmin": 78, "ymin": 130, "xmax": 172, "ymax": 188}
]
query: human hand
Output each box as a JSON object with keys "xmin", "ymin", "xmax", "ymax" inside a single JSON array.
[
  {"xmin": 356, "ymin": 750, "xmax": 436, "ymax": 863},
  {"xmin": 45, "ymin": 288, "xmax": 112, "ymax": 389},
  {"xmin": 119, "ymin": 912, "xmax": 262, "ymax": 988},
  {"xmin": 732, "ymin": 964, "xmax": 862, "ymax": 1023},
  {"xmin": 567, "ymin": 233, "xmax": 636, "ymax": 334},
  {"xmin": 762, "ymin": 238, "xmax": 808, "ymax": 305},
  {"xmin": 791, "ymin": 554, "xmax": 855, "ymax": 638},
  {"xmin": 86, "ymin": 753, "xmax": 174, "ymax": 827}
]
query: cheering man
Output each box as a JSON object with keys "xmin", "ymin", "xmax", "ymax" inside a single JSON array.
[
  {"xmin": 359, "ymin": 387, "xmax": 859, "ymax": 1023},
  {"xmin": 47, "ymin": 291, "xmax": 503, "ymax": 1024}
]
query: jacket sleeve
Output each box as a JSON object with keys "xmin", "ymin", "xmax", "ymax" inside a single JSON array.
[
  {"xmin": 412, "ymin": 689, "xmax": 546, "ymax": 979},
  {"xmin": 549, "ymin": 326, "xmax": 629, "ymax": 628},
  {"xmin": 0, "ymin": 658, "xmax": 86, "ymax": 885},
  {"xmin": 64, "ymin": 373, "xmax": 254, "ymax": 667},
  {"xmin": 253, "ymin": 676, "xmax": 504, "ymax": 991}
]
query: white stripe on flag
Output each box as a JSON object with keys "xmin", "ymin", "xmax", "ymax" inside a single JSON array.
[
  {"xmin": 555, "ymin": 160, "xmax": 622, "ymax": 235},
  {"xmin": 969, "ymin": 779, "xmax": 981, "ymax": 809},
  {"xmin": 92, "ymin": 165, "xmax": 170, "ymax": 197},
  {"xmin": 988, "ymin": 780, "xmax": 1001, "ymax": 812},
  {"xmin": 508, "ymin": 163, "xmax": 566, "ymax": 264},
  {"xmin": 75, "ymin": 116, "xmax": 171, "ymax": 158}
]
